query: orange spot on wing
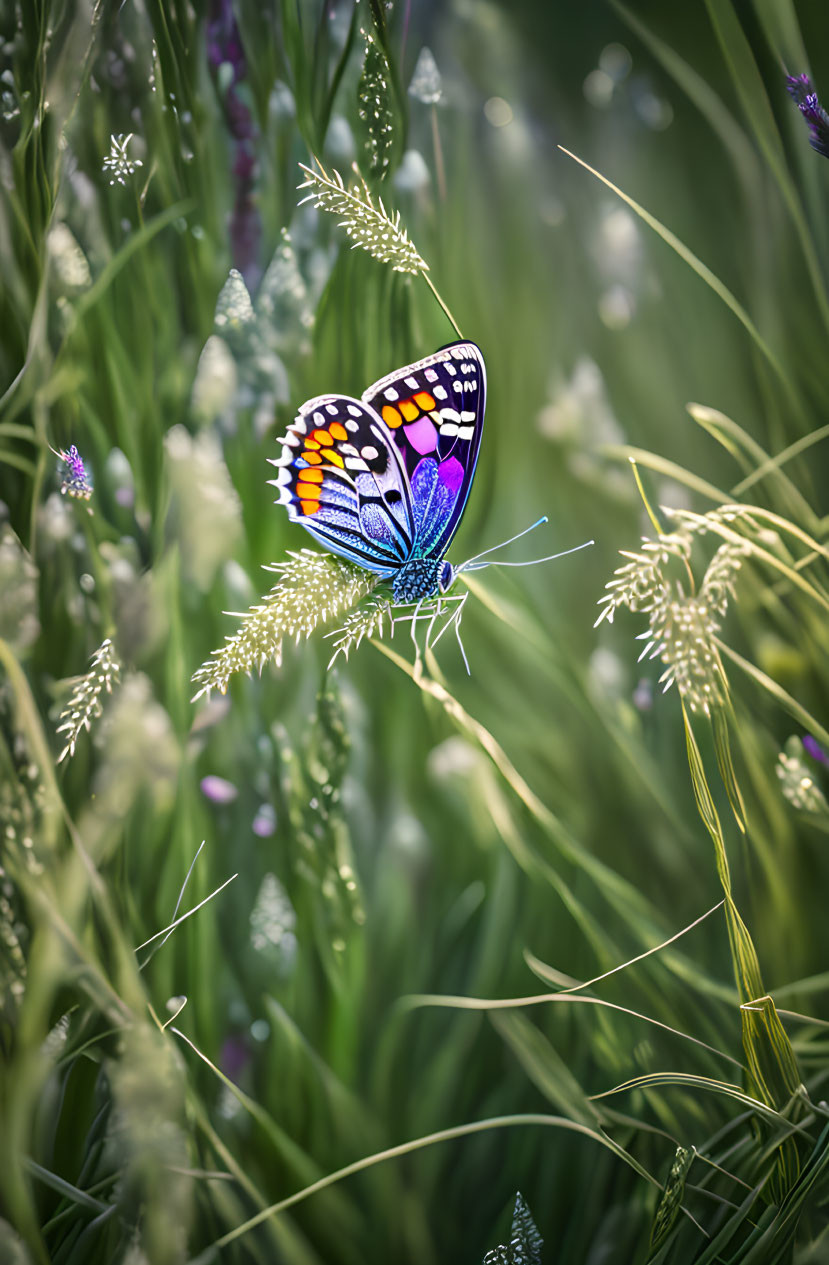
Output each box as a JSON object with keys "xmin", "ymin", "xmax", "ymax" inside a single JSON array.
[
  {"xmin": 322, "ymin": 449, "xmax": 345, "ymax": 468},
  {"xmin": 300, "ymin": 501, "xmax": 319, "ymax": 516},
  {"xmin": 300, "ymin": 467, "xmax": 324, "ymax": 483},
  {"xmin": 414, "ymin": 391, "xmax": 435, "ymax": 411},
  {"xmin": 382, "ymin": 405, "xmax": 402, "ymax": 428},
  {"xmin": 329, "ymin": 421, "xmax": 348, "ymax": 440},
  {"xmin": 312, "ymin": 428, "xmax": 334, "ymax": 445},
  {"xmin": 296, "ymin": 481, "xmax": 321, "ymax": 500},
  {"xmin": 303, "ymin": 436, "xmax": 321, "ymax": 449},
  {"xmin": 301, "ymin": 450, "xmax": 323, "ymax": 464},
  {"xmin": 399, "ymin": 399, "xmax": 419, "ymax": 422}
]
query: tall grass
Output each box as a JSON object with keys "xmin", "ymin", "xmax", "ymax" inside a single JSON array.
[{"xmin": 2, "ymin": 1, "xmax": 829, "ymax": 1262}]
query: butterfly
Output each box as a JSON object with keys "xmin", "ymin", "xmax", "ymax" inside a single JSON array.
[{"xmin": 269, "ymin": 341, "xmax": 486, "ymax": 605}]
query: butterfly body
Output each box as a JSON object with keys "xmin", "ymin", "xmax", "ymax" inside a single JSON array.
[{"xmin": 270, "ymin": 342, "xmax": 486, "ymax": 602}]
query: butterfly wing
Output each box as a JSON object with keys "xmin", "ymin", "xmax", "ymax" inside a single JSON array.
[
  {"xmin": 269, "ymin": 395, "xmax": 415, "ymax": 575},
  {"xmin": 362, "ymin": 341, "xmax": 486, "ymax": 560}
]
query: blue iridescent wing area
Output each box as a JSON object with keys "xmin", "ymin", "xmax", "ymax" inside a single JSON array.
[
  {"xmin": 269, "ymin": 395, "xmax": 414, "ymax": 575},
  {"xmin": 361, "ymin": 341, "xmax": 486, "ymax": 560}
]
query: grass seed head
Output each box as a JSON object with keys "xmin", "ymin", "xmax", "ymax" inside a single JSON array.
[
  {"xmin": 56, "ymin": 638, "xmax": 121, "ymax": 763},
  {"xmin": 298, "ymin": 159, "xmax": 428, "ymax": 274},
  {"xmin": 191, "ymin": 550, "xmax": 378, "ymax": 698}
]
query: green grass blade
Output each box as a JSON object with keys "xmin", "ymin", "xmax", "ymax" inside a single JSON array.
[
  {"xmin": 703, "ymin": 0, "xmax": 829, "ymax": 337},
  {"xmin": 558, "ymin": 147, "xmax": 800, "ymax": 409}
]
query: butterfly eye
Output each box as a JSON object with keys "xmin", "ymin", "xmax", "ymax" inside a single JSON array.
[{"xmin": 439, "ymin": 560, "xmax": 454, "ymax": 592}]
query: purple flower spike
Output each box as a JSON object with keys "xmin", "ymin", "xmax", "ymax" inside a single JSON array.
[
  {"xmin": 206, "ymin": 0, "xmax": 261, "ymax": 289},
  {"xmin": 786, "ymin": 73, "xmax": 829, "ymax": 159},
  {"xmin": 59, "ymin": 445, "xmax": 93, "ymax": 500},
  {"xmin": 803, "ymin": 735, "xmax": 829, "ymax": 767}
]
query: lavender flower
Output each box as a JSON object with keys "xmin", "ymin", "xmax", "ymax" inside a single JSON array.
[
  {"xmin": 57, "ymin": 445, "xmax": 93, "ymax": 500},
  {"xmin": 206, "ymin": 0, "xmax": 261, "ymax": 289},
  {"xmin": 786, "ymin": 73, "xmax": 829, "ymax": 159},
  {"xmin": 803, "ymin": 735, "xmax": 829, "ymax": 767}
]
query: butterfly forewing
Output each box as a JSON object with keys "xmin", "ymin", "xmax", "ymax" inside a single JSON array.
[{"xmin": 362, "ymin": 341, "xmax": 486, "ymax": 561}]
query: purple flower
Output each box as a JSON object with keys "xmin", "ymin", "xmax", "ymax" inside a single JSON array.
[
  {"xmin": 252, "ymin": 803, "xmax": 276, "ymax": 837},
  {"xmin": 803, "ymin": 735, "xmax": 829, "ymax": 767},
  {"xmin": 206, "ymin": 0, "xmax": 261, "ymax": 289},
  {"xmin": 786, "ymin": 73, "xmax": 829, "ymax": 159},
  {"xmin": 58, "ymin": 445, "xmax": 93, "ymax": 500},
  {"xmin": 200, "ymin": 774, "xmax": 238, "ymax": 803},
  {"xmin": 219, "ymin": 1034, "xmax": 250, "ymax": 1083}
]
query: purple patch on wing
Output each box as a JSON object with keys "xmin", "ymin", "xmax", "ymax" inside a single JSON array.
[
  {"xmin": 409, "ymin": 456, "xmax": 466, "ymax": 550},
  {"xmin": 438, "ymin": 455, "xmax": 464, "ymax": 494},
  {"xmin": 403, "ymin": 416, "xmax": 439, "ymax": 454}
]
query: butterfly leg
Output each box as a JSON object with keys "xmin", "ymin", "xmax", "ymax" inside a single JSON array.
[
  {"xmin": 430, "ymin": 595, "xmax": 460, "ymax": 650},
  {"xmin": 410, "ymin": 598, "xmax": 426, "ymax": 679},
  {"xmin": 452, "ymin": 595, "xmax": 471, "ymax": 676},
  {"xmin": 424, "ymin": 598, "xmax": 443, "ymax": 658}
]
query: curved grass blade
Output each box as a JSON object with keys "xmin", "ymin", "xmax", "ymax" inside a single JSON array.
[
  {"xmin": 703, "ymin": 0, "xmax": 829, "ymax": 338},
  {"xmin": 373, "ymin": 640, "xmax": 697, "ymax": 958},
  {"xmin": 601, "ymin": 444, "xmax": 731, "ymax": 503},
  {"xmin": 612, "ymin": 0, "xmax": 762, "ymax": 195},
  {"xmin": 189, "ymin": 1113, "xmax": 664, "ymax": 1262},
  {"xmin": 559, "ymin": 147, "xmax": 800, "ymax": 412},
  {"xmin": 402, "ymin": 987, "xmax": 744, "ymax": 1069},
  {"xmin": 731, "ymin": 421, "xmax": 829, "ymax": 501},
  {"xmin": 715, "ymin": 640, "xmax": 829, "ymax": 751},
  {"xmin": 687, "ymin": 404, "xmax": 820, "ymax": 533}
]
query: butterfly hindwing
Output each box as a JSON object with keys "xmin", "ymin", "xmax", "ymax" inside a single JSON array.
[
  {"xmin": 270, "ymin": 395, "xmax": 415, "ymax": 574},
  {"xmin": 362, "ymin": 341, "xmax": 486, "ymax": 560}
]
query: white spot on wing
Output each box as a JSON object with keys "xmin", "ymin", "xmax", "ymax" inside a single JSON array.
[
  {"xmin": 347, "ymin": 404, "xmax": 362, "ymax": 417},
  {"xmin": 425, "ymin": 368, "xmax": 438, "ymax": 382},
  {"xmin": 384, "ymin": 388, "xmax": 399, "ymax": 401},
  {"xmin": 404, "ymin": 375, "xmax": 419, "ymax": 389},
  {"xmin": 433, "ymin": 385, "xmax": 448, "ymax": 400},
  {"xmin": 325, "ymin": 404, "xmax": 338, "ymax": 415}
]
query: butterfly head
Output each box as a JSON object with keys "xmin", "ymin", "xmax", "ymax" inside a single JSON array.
[{"xmin": 439, "ymin": 559, "xmax": 455, "ymax": 593}]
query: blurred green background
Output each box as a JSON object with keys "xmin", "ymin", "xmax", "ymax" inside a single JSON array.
[{"xmin": 3, "ymin": 1, "xmax": 829, "ymax": 1261}]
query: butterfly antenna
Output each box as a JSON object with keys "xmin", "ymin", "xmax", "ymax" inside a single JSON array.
[
  {"xmin": 464, "ymin": 538, "xmax": 594, "ymax": 572},
  {"xmin": 458, "ymin": 516, "xmax": 549, "ymax": 572}
]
